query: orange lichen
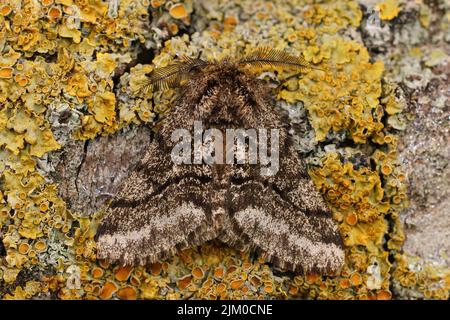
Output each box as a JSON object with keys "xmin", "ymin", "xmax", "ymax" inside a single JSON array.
[
  {"xmin": 214, "ymin": 266, "xmax": 224, "ymax": 279},
  {"xmin": 0, "ymin": 67, "xmax": 13, "ymax": 79},
  {"xmin": 18, "ymin": 243, "xmax": 30, "ymax": 255},
  {"xmin": 117, "ymin": 287, "xmax": 138, "ymax": 300},
  {"xmin": 376, "ymin": 290, "xmax": 392, "ymax": 300},
  {"xmin": 192, "ymin": 267, "xmax": 204, "ymax": 279},
  {"xmin": 0, "ymin": 5, "xmax": 11, "ymax": 16},
  {"xmin": 34, "ymin": 241, "xmax": 46, "ymax": 253},
  {"xmin": 216, "ymin": 283, "xmax": 227, "ymax": 293},
  {"xmin": 250, "ymin": 276, "xmax": 261, "ymax": 287},
  {"xmin": 306, "ymin": 273, "xmax": 320, "ymax": 284},
  {"xmin": 263, "ymin": 285, "xmax": 274, "ymax": 294},
  {"xmin": 99, "ymin": 281, "xmax": 118, "ymax": 300},
  {"xmin": 346, "ymin": 213, "xmax": 358, "ymax": 226},
  {"xmin": 130, "ymin": 276, "xmax": 141, "ymax": 287},
  {"xmin": 150, "ymin": 262, "xmax": 162, "ymax": 276},
  {"xmin": 230, "ymin": 279, "xmax": 244, "ymax": 290},
  {"xmin": 168, "ymin": 23, "xmax": 179, "ymax": 35},
  {"xmin": 339, "ymin": 278, "xmax": 351, "ymax": 289},
  {"xmin": 226, "ymin": 265, "xmax": 237, "ymax": 276},
  {"xmin": 115, "ymin": 266, "xmax": 133, "ymax": 282},
  {"xmin": 350, "ymin": 273, "xmax": 363, "ymax": 286},
  {"xmin": 47, "ymin": 6, "xmax": 62, "ymax": 19},
  {"xmin": 177, "ymin": 276, "xmax": 192, "ymax": 291},
  {"xmin": 224, "ymin": 16, "xmax": 238, "ymax": 31},
  {"xmin": 169, "ymin": 4, "xmax": 188, "ymax": 19},
  {"xmin": 91, "ymin": 267, "xmax": 104, "ymax": 279},
  {"xmin": 288, "ymin": 285, "xmax": 299, "ymax": 296},
  {"xmin": 151, "ymin": 0, "xmax": 163, "ymax": 8},
  {"xmin": 13, "ymin": 74, "xmax": 27, "ymax": 87}
]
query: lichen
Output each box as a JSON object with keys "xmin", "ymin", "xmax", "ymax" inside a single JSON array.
[
  {"xmin": 0, "ymin": 0, "xmax": 448, "ymax": 300},
  {"xmin": 376, "ymin": 0, "xmax": 401, "ymax": 21}
]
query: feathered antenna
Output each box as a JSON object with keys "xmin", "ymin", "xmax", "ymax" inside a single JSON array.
[
  {"xmin": 237, "ymin": 47, "xmax": 323, "ymax": 72},
  {"xmin": 142, "ymin": 55, "xmax": 209, "ymax": 92}
]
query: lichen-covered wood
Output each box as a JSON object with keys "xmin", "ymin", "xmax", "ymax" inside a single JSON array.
[{"xmin": 0, "ymin": 0, "xmax": 448, "ymax": 300}]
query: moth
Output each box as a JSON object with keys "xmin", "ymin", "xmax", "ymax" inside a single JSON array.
[{"xmin": 96, "ymin": 48, "xmax": 345, "ymax": 274}]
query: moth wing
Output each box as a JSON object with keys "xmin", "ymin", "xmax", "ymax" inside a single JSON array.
[
  {"xmin": 96, "ymin": 137, "xmax": 218, "ymax": 266},
  {"xmin": 228, "ymin": 140, "xmax": 344, "ymax": 274}
]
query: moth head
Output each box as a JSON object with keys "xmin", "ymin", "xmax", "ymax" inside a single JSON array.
[{"xmin": 139, "ymin": 47, "xmax": 323, "ymax": 93}]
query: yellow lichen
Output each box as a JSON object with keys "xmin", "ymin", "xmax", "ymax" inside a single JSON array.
[{"xmin": 376, "ymin": 0, "xmax": 401, "ymax": 21}]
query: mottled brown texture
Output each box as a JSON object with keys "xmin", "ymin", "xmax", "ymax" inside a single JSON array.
[
  {"xmin": 96, "ymin": 52, "xmax": 345, "ymax": 274},
  {"xmin": 52, "ymin": 127, "xmax": 153, "ymax": 216}
]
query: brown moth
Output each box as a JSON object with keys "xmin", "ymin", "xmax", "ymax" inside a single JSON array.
[{"xmin": 96, "ymin": 48, "xmax": 345, "ymax": 274}]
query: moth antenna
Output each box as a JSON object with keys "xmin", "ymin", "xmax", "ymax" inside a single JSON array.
[
  {"xmin": 148, "ymin": 55, "xmax": 209, "ymax": 90},
  {"xmin": 133, "ymin": 77, "xmax": 153, "ymax": 95},
  {"xmin": 237, "ymin": 47, "xmax": 324, "ymax": 72}
]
